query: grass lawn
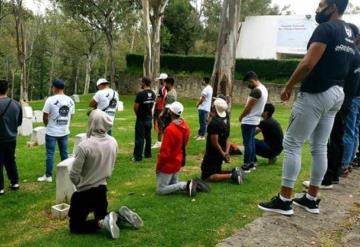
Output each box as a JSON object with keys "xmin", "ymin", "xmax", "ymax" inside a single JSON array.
[{"xmin": 0, "ymin": 95, "xmax": 312, "ymax": 247}]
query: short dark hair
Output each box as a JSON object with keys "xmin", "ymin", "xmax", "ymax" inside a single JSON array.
[
  {"xmin": 348, "ymin": 23, "xmax": 359, "ymax": 38},
  {"xmin": 326, "ymin": 0, "xmax": 349, "ymax": 15},
  {"xmin": 165, "ymin": 77, "xmax": 175, "ymax": 86},
  {"xmin": 243, "ymin": 71, "xmax": 258, "ymax": 82},
  {"xmin": 264, "ymin": 103, "xmax": 275, "ymax": 117},
  {"xmin": 203, "ymin": 77, "xmax": 210, "ymax": 84},
  {"xmin": 0, "ymin": 80, "xmax": 9, "ymax": 95},
  {"xmin": 141, "ymin": 77, "xmax": 152, "ymax": 86}
]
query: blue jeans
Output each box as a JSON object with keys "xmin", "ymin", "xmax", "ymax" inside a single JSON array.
[
  {"xmin": 255, "ymin": 139, "xmax": 279, "ymax": 159},
  {"xmin": 342, "ymin": 97, "xmax": 360, "ymax": 168},
  {"xmin": 198, "ymin": 110, "xmax": 208, "ymax": 137},
  {"xmin": 241, "ymin": 124, "xmax": 257, "ymax": 164},
  {"xmin": 45, "ymin": 134, "xmax": 69, "ymax": 177}
]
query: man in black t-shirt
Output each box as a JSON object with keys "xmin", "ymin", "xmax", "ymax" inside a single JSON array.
[
  {"xmin": 255, "ymin": 103, "xmax": 283, "ymax": 164},
  {"xmin": 132, "ymin": 77, "xmax": 156, "ymax": 162},
  {"xmin": 201, "ymin": 98, "xmax": 244, "ymax": 184},
  {"xmin": 259, "ymin": 0, "xmax": 355, "ymax": 216}
]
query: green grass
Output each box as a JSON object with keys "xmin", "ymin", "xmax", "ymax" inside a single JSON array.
[{"xmin": 0, "ymin": 95, "xmax": 311, "ymax": 247}]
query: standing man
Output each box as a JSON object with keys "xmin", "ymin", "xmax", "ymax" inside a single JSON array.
[
  {"xmin": 239, "ymin": 71, "xmax": 268, "ymax": 173},
  {"xmin": 255, "ymin": 103, "xmax": 284, "ymax": 164},
  {"xmin": 69, "ymin": 109, "xmax": 143, "ymax": 239},
  {"xmin": 132, "ymin": 77, "xmax": 156, "ymax": 162},
  {"xmin": 89, "ymin": 78, "xmax": 119, "ymax": 136},
  {"xmin": 152, "ymin": 73, "xmax": 168, "ymax": 149},
  {"xmin": 259, "ymin": 0, "xmax": 354, "ymax": 215},
  {"xmin": 38, "ymin": 79, "xmax": 75, "ymax": 182},
  {"xmin": 156, "ymin": 102, "xmax": 197, "ymax": 197},
  {"xmin": 0, "ymin": 80, "xmax": 22, "ymax": 195},
  {"xmin": 195, "ymin": 77, "xmax": 213, "ymax": 141},
  {"xmin": 160, "ymin": 77, "xmax": 177, "ymax": 130},
  {"xmin": 201, "ymin": 98, "xmax": 243, "ymax": 184}
]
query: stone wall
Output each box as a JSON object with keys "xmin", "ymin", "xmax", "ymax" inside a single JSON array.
[{"xmin": 119, "ymin": 73, "xmax": 297, "ymax": 104}]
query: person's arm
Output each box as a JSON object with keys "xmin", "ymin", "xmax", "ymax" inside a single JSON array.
[
  {"xmin": 18, "ymin": 105, "xmax": 23, "ymax": 127},
  {"xmin": 134, "ymin": 93, "xmax": 141, "ymax": 114},
  {"xmin": 255, "ymin": 127, "xmax": 262, "ymax": 135},
  {"xmin": 210, "ymin": 134, "xmax": 227, "ymax": 160},
  {"xmin": 69, "ymin": 147, "xmax": 86, "ymax": 186},
  {"xmin": 224, "ymin": 139, "xmax": 231, "ymax": 163},
  {"xmin": 134, "ymin": 103, "xmax": 140, "ymax": 114},
  {"xmin": 89, "ymin": 99, "xmax": 97, "ymax": 108},
  {"xmin": 196, "ymin": 96, "xmax": 205, "ymax": 108},
  {"xmin": 239, "ymin": 98, "xmax": 257, "ymax": 122},
  {"xmin": 43, "ymin": 113, "xmax": 49, "ymax": 126}
]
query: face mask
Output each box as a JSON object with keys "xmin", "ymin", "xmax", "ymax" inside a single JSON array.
[
  {"xmin": 248, "ymin": 84, "xmax": 255, "ymax": 89},
  {"xmin": 315, "ymin": 6, "xmax": 333, "ymax": 24}
]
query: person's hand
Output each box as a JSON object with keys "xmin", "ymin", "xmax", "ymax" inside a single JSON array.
[
  {"xmin": 224, "ymin": 153, "xmax": 230, "ymax": 163},
  {"xmin": 238, "ymin": 116, "xmax": 242, "ymax": 123},
  {"xmin": 281, "ymin": 85, "xmax": 293, "ymax": 102}
]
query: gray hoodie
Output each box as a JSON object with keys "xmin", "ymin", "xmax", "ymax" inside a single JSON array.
[{"xmin": 70, "ymin": 109, "xmax": 118, "ymax": 192}]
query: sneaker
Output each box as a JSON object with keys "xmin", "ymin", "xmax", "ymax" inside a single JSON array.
[
  {"xmin": 194, "ymin": 179, "xmax": 211, "ymax": 193},
  {"xmin": 293, "ymin": 194, "xmax": 320, "ymax": 214},
  {"xmin": 231, "ymin": 167, "xmax": 244, "ymax": 185},
  {"xmin": 302, "ymin": 181, "xmax": 333, "ymax": 190},
  {"xmin": 258, "ymin": 194, "xmax": 294, "ymax": 216},
  {"xmin": 341, "ymin": 168, "xmax": 350, "ymax": 178},
  {"xmin": 195, "ymin": 136, "xmax": 206, "ymax": 141},
  {"xmin": 37, "ymin": 175, "xmax": 52, "ymax": 183},
  {"xmin": 186, "ymin": 179, "xmax": 197, "ymax": 197},
  {"xmin": 131, "ymin": 157, "xmax": 141, "ymax": 163},
  {"xmin": 118, "ymin": 206, "xmax": 144, "ymax": 229},
  {"xmin": 241, "ymin": 163, "xmax": 256, "ymax": 173},
  {"xmin": 151, "ymin": 142, "xmax": 162, "ymax": 149},
  {"xmin": 100, "ymin": 212, "xmax": 120, "ymax": 239},
  {"xmin": 0, "ymin": 190, "xmax": 4, "ymax": 195},
  {"xmin": 9, "ymin": 184, "xmax": 20, "ymax": 190},
  {"xmin": 268, "ymin": 157, "xmax": 277, "ymax": 165}
]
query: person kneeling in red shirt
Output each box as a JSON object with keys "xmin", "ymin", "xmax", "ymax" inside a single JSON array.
[{"xmin": 156, "ymin": 101, "xmax": 198, "ymax": 197}]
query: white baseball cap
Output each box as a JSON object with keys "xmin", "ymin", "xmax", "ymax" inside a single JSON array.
[
  {"xmin": 213, "ymin": 98, "xmax": 228, "ymax": 118},
  {"xmin": 156, "ymin": 73, "xmax": 168, "ymax": 80},
  {"xmin": 166, "ymin": 101, "xmax": 184, "ymax": 116},
  {"xmin": 96, "ymin": 78, "xmax": 109, "ymax": 86}
]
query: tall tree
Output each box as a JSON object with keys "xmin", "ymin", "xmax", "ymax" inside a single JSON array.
[
  {"xmin": 141, "ymin": 0, "xmax": 169, "ymax": 79},
  {"xmin": 57, "ymin": 0, "xmax": 135, "ymax": 89},
  {"xmin": 211, "ymin": 0, "xmax": 241, "ymax": 106},
  {"xmin": 12, "ymin": 0, "xmax": 29, "ymax": 102}
]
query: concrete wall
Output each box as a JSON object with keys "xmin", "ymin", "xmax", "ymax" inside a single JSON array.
[{"xmin": 119, "ymin": 73, "xmax": 297, "ymax": 104}]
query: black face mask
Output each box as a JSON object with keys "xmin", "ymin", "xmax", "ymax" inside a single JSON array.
[{"xmin": 315, "ymin": 6, "xmax": 333, "ymax": 24}]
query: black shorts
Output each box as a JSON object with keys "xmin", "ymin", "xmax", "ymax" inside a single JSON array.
[{"xmin": 201, "ymin": 155, "xmax": 224, "ymax": 180}]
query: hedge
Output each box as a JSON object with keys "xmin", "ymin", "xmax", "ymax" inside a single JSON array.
[{"xmin": 126, "ymin": 54, "xmax": 300, "ymax": 81}]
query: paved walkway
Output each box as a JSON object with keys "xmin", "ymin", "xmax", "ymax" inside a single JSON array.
[{"xmin": 217, "ymin": 170, "xmax": 360, "ymax": 247}]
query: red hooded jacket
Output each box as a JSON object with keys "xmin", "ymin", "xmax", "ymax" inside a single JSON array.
[{"xmin": 156, "ymin": 118, "xmax": 190, "ymax": 174}]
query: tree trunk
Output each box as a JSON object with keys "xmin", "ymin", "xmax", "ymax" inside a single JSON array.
[
  {"xmin": 84, "ymin": 54, "xmax": 92, "ymax": 94},
  {"xmin": 48, "ymin": 53, "xmax": 55, "ymax": 96},
  {"xmin": 74, "ymin": 61, "xmax": 80, "ymax": 94},
  {"xmin": 11, "ymin": 69, "xmax": 16, "ymax": 99},
  {"xmin": 142, "ymin": 0, "xmax": 152, "ymax": 79},
  {"xmin": 105, "ymin": 34, "xmax": 116, "ymax": 89},
  {"xmin": 211, "ymin": 0, "xmax": 241, "ymax": 109}
]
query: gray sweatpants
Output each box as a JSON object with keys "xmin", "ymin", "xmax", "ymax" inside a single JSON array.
[
  {"xmin": 282, "ymin": 86, "xmax": 344, "ymax": 188},
  {"xmin": 156, "ymin": 172, "xmax": 187, "ymax": 195}
]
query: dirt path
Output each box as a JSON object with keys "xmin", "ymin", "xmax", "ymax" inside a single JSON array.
[{"xmin": 217, "ymin": 170, "xmax": 360, "ymax": 247}]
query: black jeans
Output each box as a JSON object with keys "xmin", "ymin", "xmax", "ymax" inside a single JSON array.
[
  {"xmin": 255, "ymin": 139, "xmax": 280, "ymax": 159},
  {"xmin": 0, "ymin": 141, "xmax": 19, "ymax": 190},
  {"xmin": 323, "ymin": 112, "xmax": 344, "ymax": 184},
  {"xmin": 133, "ymin": 119, "xmax": 152, "ymax": 161},
  {"xmin": 69, "ymin": 185, "xmax": 108, "ymax": 234}
]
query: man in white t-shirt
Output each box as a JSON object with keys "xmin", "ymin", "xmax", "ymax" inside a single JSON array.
[
  {"xmin": 239, "ymin": 71, "xmax": 268, "ymax": 173},
  {"xmin": 195, "ymin": 77, "xmax": 213, "ymax": 141},
  {"xmin": 89, "ymin": 78, "xmax": 119, "ymax": 136},
  {"xmin": 38, "ymin": 79, "xmax": 75, "ymax": 182}
]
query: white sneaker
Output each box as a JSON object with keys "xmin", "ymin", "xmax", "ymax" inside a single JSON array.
[
  {"xmin": 302, "ymin": 180, "xmax": 333, "ymax": 190},
  {"xmin": 0, "ymin": 189, "xmax": 4, "ymax": 195},
  {"xmin": 195, "ymin": 136, "xmax": 206, "ymax": 141},
  {"xmin": 118, "ymin": 206, "xmax": 144, "ymax": 229},
  {"xmin": 151, "ymin": 142, "xmax": 162, "ymax": 149},
  {"xmin": 37, "ymin": 175, "xmax": 52, "ymax": 183},
  {"xmin": 100, "ymin": 212, "xmax": 120, "ymax": 239}
]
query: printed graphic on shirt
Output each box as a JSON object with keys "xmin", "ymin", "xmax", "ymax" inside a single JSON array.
[{"xmin": 54, "ymin": 100, "xmax": 73, "ymax": 126}]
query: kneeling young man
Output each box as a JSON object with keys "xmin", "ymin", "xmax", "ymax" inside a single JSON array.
[
  {"xmin": 201, "ymin": 98, "xmax": 244, "ymax": 184},
  {"xmin": 156, "ymin": 102, "xmax": 197, "ymax": 197},
  {"xmin": 255, "ymin": 103, "xmax": 284, "ymax": 164},
  {"xmin": 69, "ymin": 110, "xmax": 143, "ymax": 239}
]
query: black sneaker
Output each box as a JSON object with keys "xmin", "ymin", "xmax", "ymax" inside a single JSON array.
[
  {"xmin": 186, "ymin": 179, "xmax": 197, "ymax": 197},
  {"xmin": 231, "ymin": 168, "xmax": 244, "ymax": 185},
  {"xmin": 293, "ymin": 194, "xmax": 320, "ymax": 214},
  {"xmin": 241, "ymin": 163, "xmax": 256, "ymax": 173},
  {"xmin": 194, "ymin": 179, "xmax": 211, "ymax": 193},
  {"xmin": 258, "ymin": 194, "xmax": 294, "ymax": 216}
]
